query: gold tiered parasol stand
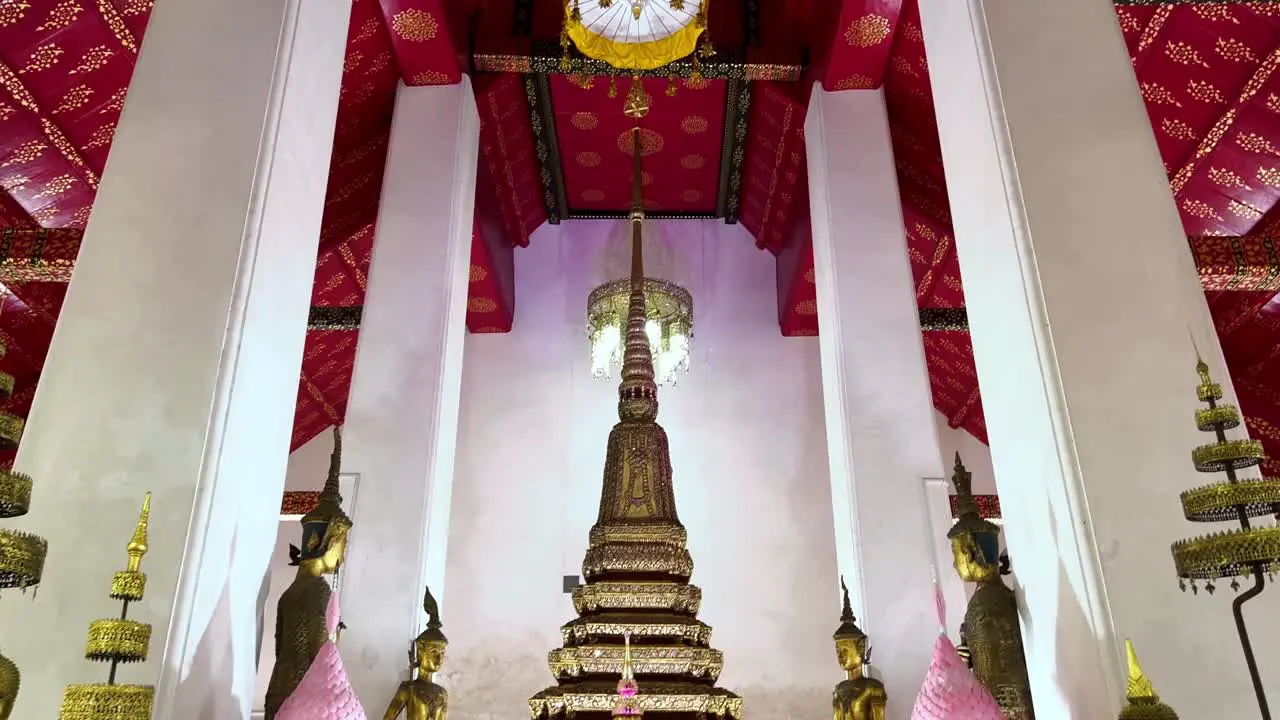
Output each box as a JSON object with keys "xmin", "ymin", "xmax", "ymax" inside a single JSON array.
[
  {"xmin": 60, "ymin": 493, "xmax": 156, "ymax": 720},
  {"xmin": 1170, "ymin": 359, "xmax": 1280, "ymax": 719},
  {"xmin": 0, "ymin": 338, "xmax": 48, "ymax": 716}
]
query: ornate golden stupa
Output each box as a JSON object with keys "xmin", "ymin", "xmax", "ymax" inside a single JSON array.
[
  {"xmin": 527, "ymin": 113, "xmax": 742, "ymax": 720},
  {"xmin": 0, "ymin": 338, "xmax": 48, "ymax": 719},
  {"xmin": 59, "ymin": 493, "xmax": 155, "ymax": 720}
]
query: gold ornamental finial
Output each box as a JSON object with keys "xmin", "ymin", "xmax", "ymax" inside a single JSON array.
[
  {"xmin": 612, "ymin": 631, "xmax": 643, "ymax": 718},
  {"xmin": 623, "ymin": 77, "xmax": 650, "ymax": 119},
  {"xmin": 125, "ymin": 493, "xmax": 150, "ymax": 574},
  {"xmin": 62, "ymin": 493, "xmax": 156, "ymax": 720},
  {"xmin": 1117, "ymin": 640, "xmax": 1178, "ymax": 719},
  {"xmin": 946, "ymin": 453, "xmax": 999, "ymax": 541}
]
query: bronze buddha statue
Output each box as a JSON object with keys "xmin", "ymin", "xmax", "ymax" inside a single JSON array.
[
  {"xmin": 831, "ymin": 578, "xmax": 887, "ymax": 720},
  {"xmin": 383, "ymin": 587, "xmax": 449, "ymax": 720},
  {"xmin": 265, "ymin": 427, "xmax": 351, "ymax": 720},
  {"xmin": 948, "ymin": 453, "xmax": 1034, "ymax": 719}
]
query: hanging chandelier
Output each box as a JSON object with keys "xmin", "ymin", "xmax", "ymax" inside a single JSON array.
[
  {"xmin": 561, "ymin": 0, "xmax": 715, "ymax": 96},
  {"xmin": 588, "ymin": 275, "xmax": 693, "ymax": 385}
]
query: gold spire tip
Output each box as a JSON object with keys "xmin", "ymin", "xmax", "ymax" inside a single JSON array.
[
  {"xmin": 1124, "ymin": 639, "xmax": 1157, "ymax": 700},
  {"xmin": 125, "ymin": 492, "xmax": 151, "ymax": 572}
]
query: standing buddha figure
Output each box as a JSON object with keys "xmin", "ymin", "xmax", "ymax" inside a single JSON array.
[
  {"xmin": 947, "ymin": 453, "xmax": 1034, "ymax": 719},
  {"xmin": 266, "ymin": 427, "xmax": 352, "ymax": 719},
  {"xmin": 832, "ymin": 578, "xmax": 887, "ymax": 720},
  {"xmin": 383, "ymin": 586, "xmax": 449, "ymax": 720}
]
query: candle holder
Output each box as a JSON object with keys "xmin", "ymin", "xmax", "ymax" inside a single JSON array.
[{"xmin": 1171, "ymin": 359, "xmax": 1280, "ymax": 719}]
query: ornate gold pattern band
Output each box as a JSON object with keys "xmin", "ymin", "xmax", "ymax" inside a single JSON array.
[
  {"xmin": 1191, "ymin": 438, "xmax": 1265, "ymax": 472},
  {"xmin": 307, "ymin": 305, "xmax": 362, "ymax": 331},
  {"xmin": 59, "ymin": 684, "xmax": 154, "ymax": 720},
  {"xmin": 110, "ymin": 570, "xmax": 146, "ymax": 602},
  {"xmin": 0, "ymin": 413, "xmax": 23, "ymax": 451},
  {"xmin": 476, "ymin": 52, "xmax": 802, "ymax": 82},
  {"xmin": 1180, "ymin": 480, "xmax": 1280, "ymax": 523},
  {"xmin": 919, "ymin": 307, "xmax": 969, "ymax": 332},
  {"xmin": 0, "ymin": 469, "xmax": 32, "ymax": 518},
  {"xmin": 589, "ymin": 523, "xmax": 689, "ymax": 547},
  {"xmin": 583, "ymin": 543, "xmax": 694, "ymax": 578},
  {"xmin": 85, "ymin": 619, "xmax": 150, "ymax": 663},
  {"xmin": 1195, "ymin": 404, "xmax": 1241, "ymax": 431},
  {"xmin": 531, "ymin": 683, "xmax": 742, "ymax": 719},
  {"xmin": 561, "ymin": 618, "xmax": 713, "ymax": 646},
  {"xmin": 1172, "ymin": 525, "xmax": 1280, "ymax": 580},
  {"xmin": 549, "ymin": 645, "xmax": 724, "ymax": 680},
  {"xmin": 0, "ymin": 528, "xmax": 46, "ymax": 589},
  {"xmin": 571, "ymin": 582, "xmax": 702, "ymax": 614}
]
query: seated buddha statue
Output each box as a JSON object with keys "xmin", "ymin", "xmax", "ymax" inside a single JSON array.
[
  {"xmin": 266, "ymin": 428, "xmax": 352, "ymax": 720},
  {"xmin": 383, "ymin": 587, "xmax": 449, "ymax": 720},
  {"xmin": 948, "ymin": 454, "xmax": 1034, "ymax": 719},
  {"xmin": 832, "ymin": 578, "xmax": 887, "ymax": 720}
]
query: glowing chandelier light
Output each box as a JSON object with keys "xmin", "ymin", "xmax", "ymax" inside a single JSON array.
[{"xmin": 588, "ymin": 275, "xmax": 693, "ymax": 385}]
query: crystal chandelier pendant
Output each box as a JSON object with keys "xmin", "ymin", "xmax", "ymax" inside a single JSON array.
[{"xmin": 587, "ymin": 277, "xmax": 692, "ymax": 386}]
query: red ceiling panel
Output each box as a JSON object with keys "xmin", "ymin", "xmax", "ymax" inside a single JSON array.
[{"xmin": 551, "ymin": 75, "xmax": 725, "ymax": 214}]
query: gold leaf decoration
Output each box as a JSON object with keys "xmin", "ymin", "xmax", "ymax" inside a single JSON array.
[
  {"xmin": 845, "ymin": 15, "xmax": 891, "ymax": 48},
  {"xmin": 1162, "ymin": 118, "xmax": 1197, "ymax": 140},
  {"xmin": 1216, "ymin": 37, "xmax": 1257, "ymax": 63},
  {"xmin": 1166, "ymin": 41, "xmax": 1211, "ymax": 68},
  {"xmin": 391, "ymin": 9, "xmax": 438, "ymax": 42},
  {"xmin": 1187, "ymin": 79, "xmax": 1225, "ymax": 104},
  {"xmin": 1208, "ymin": 167, "xmax": 1248, "ymax": 189},
  {"xmin": 1140, "ymin": 83, "xmax": 1181, "ymax": 107}
]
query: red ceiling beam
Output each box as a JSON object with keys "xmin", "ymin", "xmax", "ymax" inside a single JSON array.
[
  {"xmin": 376, "ymin": 0, "xmax": 463, "ymax": 86},
  {"xmin": 820, "ymin": 0, "xmax": 906, "ymax": 91}
]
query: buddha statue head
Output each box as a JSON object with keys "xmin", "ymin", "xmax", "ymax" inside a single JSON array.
[
  {"xmin": 291, "ymin": 427, "xmax": 352, "ymax": 575},
  {"xmin": 833, "ymin": 577, "xmax": 871, "ymax": 673},
  {"xmin": 412, "ymin": 586, "xmax": 448, "ymax": 677},
  {"xmin": 947, "ymin": 453, "xmax": 1002, "ymax": 584}
]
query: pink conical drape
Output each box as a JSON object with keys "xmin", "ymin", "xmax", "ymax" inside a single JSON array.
[
  {"xmin": 276, "ymin": 592, "xmax": 368, "ymax": 720},
  {"xmin": 910, "ymin": 585, "xmax": 1005, "ymax": 720}
]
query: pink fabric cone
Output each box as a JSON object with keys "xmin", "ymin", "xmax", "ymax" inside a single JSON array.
[
  {"xmin": 276, "ymin": 592, "xmax": 368, "ymax": 720},
  {"xmin": 909, "ymin": 631, "xmax": 1006, "ymax": 720},
  {"xmin": 909, "ymin": 583, "xmax": 1005, "ymax": 720}
]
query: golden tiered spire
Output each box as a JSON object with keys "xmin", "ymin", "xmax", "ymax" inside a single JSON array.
[
  {"xmin": 0, "ymin": 337, "xmax": 47, "ymax": 718},
  {"xmin": 1117, "ymin": 640, "xmax": 1178, "ymax": 720},
  {"xmin": 1170, "ymin": 358, "xmax": 1279, "ymax": 717},
  {"xmin": 528, "ymin": 123, "xmax": 741, "ymax": 720},
  {"xmin": 60, "ymin": 493, "xmax": 156, "ymax": 720}
]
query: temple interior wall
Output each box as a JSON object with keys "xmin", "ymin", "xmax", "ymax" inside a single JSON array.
[
  {"xmin": 251, "ymin": 219, "xmax": 1002, "ymax": 717},
  {"xmin": 445, "ymin": 219, "xmax": 835, "ymax": 720}
]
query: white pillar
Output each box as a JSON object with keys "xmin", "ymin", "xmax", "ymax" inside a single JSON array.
[
  {"xmin": 0, "ymin": 0, "xmax": 350, "ymax": 717},
  {"xmin": 806, "ymin": 88, "xmax": 956, "ymax": 713},
  {"xmin": 918, "ymin": 0, "xmax": 1280, "ymax": 716},
  {"xmin": 339, "ymin": 79, "xmax": 478, "ymax": 714}
]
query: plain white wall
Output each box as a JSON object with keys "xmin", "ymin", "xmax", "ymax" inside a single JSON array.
[
  {"xmin": 934, "ymin": 412, "xmax": 996, "ymax": 495},
  {"xmin": 442, "ymin": 219, "xmax": 837, "ymax": 720}
]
